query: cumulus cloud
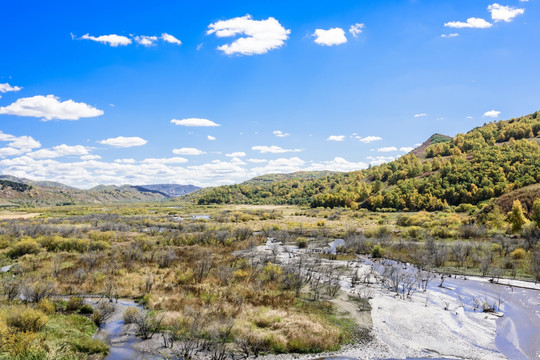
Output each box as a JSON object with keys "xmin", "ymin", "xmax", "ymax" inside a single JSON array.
[
  {"xmin": 207, "ymin": 14, "xmax": 290, "ymax": 55},
  {"xmin": 114, "ymin": 158, "xmax": 136, "ymax": 164},
  {"xmin": 171, "ymin": 118, "xmax": 220, "ymax": 127},
  {"xmin": 367, "ymin": 155, "xmax": 396, "ymax": 166},
  {"xmin": 441, "ymin": 33, "xmax": 459, "ymax": 38},
  {"xmin": 273, "ymin": 130, "xmax": 290, "ymax": 137},
  {"xmin": 172, "ymin": 147, "xmax": 206, "ymax": 155},
  {"xmin": 307, "ymin": 157, "xmax": 368, "ymax": 172},
  {"xmin": 226, "ymin": 152, "xmax": 246, "ymax": 158},
  {"xmin": 327, "ymin": 135, "xmax": 345, "ymax": 141},
  {"xmin": 483, "ymin": 110, "xmax": 501, "ymax": 118},
  {"xmin": 349, "ymin": 23, "xmax": 365, "ymax": 37},
  {"xmin": 80, "ymin": 154, "xmax": 101, "ymax": 160},
  {"xmin": 445, "ymin": 18, "xmax": 492, "ymax": 28},
  {"xmin": 400, "ymin": 146, "xmax": 414, "ymax": 152},
  {"xmin": 0, "ymin": 83, "xmax": 22, "ymax": 93},
  {"xmin": 0, "ymin": 95, "xmax": 103, "ymax": 121},
  {"xmin": 4, "ymin": 95, "xmax": 99, "ymax": 122},
  {"xmin": 247, "ymin": 158, "xmax": 267, "ymax": 163},
  {"xmin": 207, "ymin": 135, "xmax": 216, "ymax": 141},
  {"xmin": 134, "ymin": 35, "xmax": 158, "ymax": 47},
  {"xmin": 98, "ymin": 136, "xmax": 148, "ymax": 148},
  {"xmin": 141, "ymin": 157, "xmax": 188, "ymax": 164},
  {"xmin": 251, "ymin": 145, "xmax": 301, "ymax": 154},
  {"xmin": 29, "ymin": 145, "xmax": 89, "ymax": 159},
  {"xmin": 488, "ymin": 3, "xmax": 525, "ymax": 22},
  {"xmin": 161, "ymin": 33, "xmax": 182, "ymax": 45},
  {"xmin": 81, "ymin": 34, "xmax": 132, "ymax": 47},
  {"xmin": 414, "ymin": 113, "xmax": 428, "ymax": 117},
  {"xmin": 356, "ymin": 136, "xmax": 382, "ymax": 143},
  {"xmin": 377, "ymin": 146, "xmax": 398, "ymax": 152},
  {"xmin": 0, "ymin": 131, "xmax": 41, "ymax": 152},
  {"xmin": 313, "ymin": 28, "xmax": 347, "ymax": 46}
]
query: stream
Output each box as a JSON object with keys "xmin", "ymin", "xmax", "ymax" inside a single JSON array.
[{"xmin": 90, "ymin": 299, "xmax": 162, "ymax": 360}]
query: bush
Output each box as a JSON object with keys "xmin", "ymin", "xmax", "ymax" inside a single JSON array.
[
  {"xmin": 66, "ymin": 297, "xmax": 84, "ymax": 312},
  {"xmin": 8, "ymin": 239, "xmax": 40, "ymax": 258},
  {"xmin": 123, "ymin": 307, "xmax": 140, "ymax": 324},
  {"xmin": 5, "ymin": 308, "xmax": 48, "ymax": 332},
  {"xmin": 511, "ymin": 248, "xmax": 526, "ymax": 260},
  {"xmin": 37, "ymin": 299, "xmax": 55, "ymax": 315},
  {"xmin": 71, "ymin": 337, "xmax": 109, "ymax": 355},
  {"xmin": 296, "ymin": 237, "xmax": 307, "ymax": 248},
  {"xmin": 371, "ymin": 244, "xmax": 384, "ymax": 258}
]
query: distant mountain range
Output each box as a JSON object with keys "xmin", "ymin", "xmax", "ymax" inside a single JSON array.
[{"xmin": 0, "ymin": 176, "xmax": 200, "ymax": 206}]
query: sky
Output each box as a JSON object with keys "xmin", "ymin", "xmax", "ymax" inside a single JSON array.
[{"xmin": 0, "ymin": 0, "xmax": 539, "ymax": 188}]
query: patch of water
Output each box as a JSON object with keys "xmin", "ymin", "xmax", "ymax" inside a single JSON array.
[{"xmin": 1, "ymin": 264, "xmax": 13, "ymax": 272}]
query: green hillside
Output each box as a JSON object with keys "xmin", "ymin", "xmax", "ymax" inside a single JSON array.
[{"xmin": 194, "ymin": 111, "xmax": 540, "ymax": 211}]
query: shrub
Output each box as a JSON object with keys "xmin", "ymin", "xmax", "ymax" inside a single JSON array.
[
  {"xmin": 37, "ymin": 299, "xmax": 55, "ymax": 315},
  {"xmin": 8, "ymin": 239, "xmax": 40, "ymax": 258},
  {"xmin": 66, "ymin": 297, "xmax": 84, "ymax": 312},
  {"xmin": 5, "ymin": 308, "xmax": 48, "ymax": 332},
  {"xmin": 296, "ymin": 237, "xmax": 307, "ymax": 248},
  {"xmin": 123, "ymin": 307, "xmax": 140, "ymax": 324},
  {"xmin": 511, "ymin": 248, "xmax": 526, "ymax": 260},
  {"xmin": 71, "ymin": 337, "xmax": 109, "ymax": 355},
  {"xmin": 371, "ymin": 244, "xmax": 384, "ymax": 258}
]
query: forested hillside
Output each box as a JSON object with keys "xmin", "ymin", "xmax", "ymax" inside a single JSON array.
[{"xmin": 195, "ymin": 111, "xmax": 540, "ymax": 211}]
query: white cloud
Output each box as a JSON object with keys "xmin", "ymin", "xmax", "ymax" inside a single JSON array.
[
  {"xmin": 172, "ymin": 147, "xmax": 206, "ymax": 155},
  {"xmin": 441, "ymin": 33, "xmax": 459, "ymax": 38},
  {"xmin": 327, "ymin": 135, "xmax": 345, "ymax": 141},
  {"xmin": 207, "ymin": 135, "xmax": 216, "ymax": 141},
  {"xmin": 226, "ymin": 152, "xmax": 246, "ymax": 158},
  {"xmin": 114, "ymin": 158, "xmax": 136, "ymax": 164},
  {"xmin": 251, "ymin": 145, "xmax": 302, "ymax": 154},
  {"xmin": 483, "ymin": 110, "xmax": 501, "ymax": 118},
  {"xmin": 171, "ymin": 118, "xmax": 220, "ymax": 127},
  {"xmin": 134, "ymin": 35, "xmax": 158, "ymax": 47},
  {"xmin": 313, "ymin": 28, "xmax": 347, "ymax": 46},
  {"xmin": 0, "ymin": 95, "xmax": 103, "ymax": 121},
  {"xmin": 367, "ymin": 155, "xmax": 396, "ymax": 166},
  {"xmin": 141, "ymin": 157, "xmax": 188, "ymax": 164},
  {"xmin": 29, "ymin": 145, "xmax": 89, "ymax": 159},
  {"xmin": 488, "ymin": 3, "xmax": 525, "ymax": 22},
  {"xmin": 0, "ymin": 83, "xmax": 22, "ymax": 93},
  {"xmin": 444, "ymin": 18, "xmax": 492, "ymax": 29},
  {"xmin": 98, "ymin": 136, "xmax": 148, "ymax": 148},
  {"xmin": 273, "ymin": 130, "xmax": 290, "ymax": 137},
  {"xmin": 307, "ymin": 157, "xmax": 368, "ymax": 172},
  {"xmin": 357, "ymin": 136, "xmax": 382, "ymax": 143},
  {"xmin": 414, "ymin": 113, "xmax": 427, "ymax": 117},
  {"xmin": 400, "ymin": 146, "xmax": 414, "ymax": 152},
  {"xmin": 0, "ymin": 147, "xmax": 25, "ymax": 157},
  {"xmin": 161, "ymin": 33, "xmax": 182, "ymax": 45},
  {"xmin": 247, "ymin": 158, "xmax": 267, "ymax": 163},
  {"xmin": 81, "ymin": 34, "xmax": 132, "ymax": 47},
  {"xmin": 0, "ymin": 131, "xmax": 41, "ymax": 151},
  {"xmin": 349, "ymin": 23, "xmax": 365, "ymax": 37},
  {"xmin": 252, "ymin": 157, "xmax": 305, "ymax": 173},
  {"xmin": 377, "ymin": 146, "xmax": 398, "ymax": 152},
  {"xmin": 207, "ymin": 14, "xmax": 290, "ymax": 55},
  {"xmin": 80, "ymin": 154, "xmax": 101, "ymax": 160}
]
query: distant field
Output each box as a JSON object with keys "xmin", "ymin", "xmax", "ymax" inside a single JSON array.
[{"xmin": 0, "ymin": 211, "xmax": 41, "ymax": 219}]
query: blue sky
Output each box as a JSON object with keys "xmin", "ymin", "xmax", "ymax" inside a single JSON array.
[{"xmin": 0, "ymin": 0, "xmax": 538, "ymax": 188}]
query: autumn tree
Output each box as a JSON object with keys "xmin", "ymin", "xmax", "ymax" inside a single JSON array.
[{"xmin": 508, "ymin": 200, "xmax": 528, "ymax": 233}]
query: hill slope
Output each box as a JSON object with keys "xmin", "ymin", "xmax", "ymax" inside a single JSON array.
[
  {"xmin": 194, "ymin": 111, "xmax": 540, "ymax": 211},
  {"xmin": 0, "ymin": 177, "xmax": 200, "ymax": 206}
]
